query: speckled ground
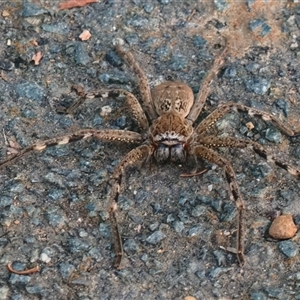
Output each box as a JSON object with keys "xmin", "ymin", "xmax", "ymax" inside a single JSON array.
[{"xmin": 1, "ymin": 1, "xmax": 300, "ymax": 299}]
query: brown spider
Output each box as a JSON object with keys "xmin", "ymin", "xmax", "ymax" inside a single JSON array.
[{"xmin": 2, "ymin": 42, "xmax": 300, "ymax": 269}]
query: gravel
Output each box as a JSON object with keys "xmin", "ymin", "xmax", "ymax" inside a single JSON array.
[{"xmin": 1, "ymin": 0, "xmax": 300, "ymax": 299}]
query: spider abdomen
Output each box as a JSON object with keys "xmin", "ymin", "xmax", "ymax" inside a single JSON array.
[{"xmin": 152, "ymin": 81, "xmax": 194, "ymax": 117}]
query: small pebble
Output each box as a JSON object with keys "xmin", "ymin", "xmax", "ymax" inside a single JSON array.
[
  {"xmin": 79, "ymin": 29, "xmax": 91, "ymax": 41},
  {"xmin": 269, "ymin": 214, "xmax": 297, "ymax": 239},
  {"xmin": 123, "ymin": 238, "xmax": 139, "ymax": 254},
  {"xmin": 59, "ymin": 262, "xmax": 75, "ymax": 280},
  {"xmin": 184, "ymin": 297, "xmax": 196, "ymax": 300},
  {"xmin": 42, "ymin": 22, "xmax": 70, "ymax": 35},
  {"xmin": 214, "ymin": 0, "xmax": 227, "ymax": 11},
  {"xmin": 20, "ymin": 2, "xmax": 47, "ymax": 17},
  {"xmin": 250, "ymin": 291, "xmax": 267, "ymax": 300},
  {"xmin": 173, "ymin": 221, "xmax": 184, "ymax": 233},
  {"xmin": 246, "ymin": 121, "xmax": 255, "ymax": 130},
  {"xmin": 245, "ymin": 77, "xmax": 271, "ymax": 95},
  {"xmin": 16, "ymin": 82, "xmax": 45, "ymax": 102},
  {"xmin": 265, "ymin": 127, "xmax": 282, "ymax": 143},
  {"xmin": 0, "ymin": 287, "xmax": 8, "ymax": 299},
  {"xmin": 40, "ymin": 252, "xmax": 51, "ymax": 263},
  {"xmin": 146, "ymin": 230, "xmax": 166, "ymax": 244},
  {"xmin": 74, "ymin": 42, "xmax": 91, "ymax": 65},
  {"xmin": 100, "ymin": 106, "xmax": 112, "ymax": 116},
  {"xmin": 278, "ymin": 240, "xmax": 298, "ymax": 258}
]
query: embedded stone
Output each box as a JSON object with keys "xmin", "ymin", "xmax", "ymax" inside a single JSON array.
[{"xmin": 269, "ymin": 214, "xmax": 297, "ymax": 240}]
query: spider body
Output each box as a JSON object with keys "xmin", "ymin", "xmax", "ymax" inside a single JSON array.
[
  {"xmin": 144, "ymin": 81, "xmax": 194, "ymax": 163},
  {"xmin": 2, "ymin": 42, "xmax": 300, "ymax": 269}
]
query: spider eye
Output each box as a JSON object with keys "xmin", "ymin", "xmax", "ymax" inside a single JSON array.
[
  {"xmin": 170, "ymin": 144, "xmax": 186, "ymax": 163},
  {"xmin": 154, "ymin": 144, "xmax": 170, "ymax": 163}
]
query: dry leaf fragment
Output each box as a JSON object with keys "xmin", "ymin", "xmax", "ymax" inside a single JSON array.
[
  {"xmin": 32, "ymin": 51, "xmax": 43, "ymax": 65},
  {"xmin": 7, "ymin": 137, "xmax": 22, "ymax": 155},
  {"xmin": 30, "ymin": 40, "xmax": 39, "ymax": 47},
  {"xmin": 9, "ymin": 138, "xmax": 21, "ymax": 150},
  {"xmin": 246, "ymin": 121, "xmax": 255, "ymax": 130},
  {"xmin": 72, "ymin": 84, "xmax": 85, "ymax": 96},
  {"xmin": 79, "ymin": 29, "xmax": 92, "ymax": 41},
  {"xmin": 7, "ymin": 148, "xmax": 19, "ymax": 155},
  {"xmin": 59, "ymin": 0, "xmax": 98, "ymax": 10},
  {"xmin": 0, "ymin": 71, "xmax": 8, "ymax": 82},
  {"xmin": 2, "ymin": 10, "xmax": 10, "ymax": 17}
]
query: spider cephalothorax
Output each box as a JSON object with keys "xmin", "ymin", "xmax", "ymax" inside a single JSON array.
[
  {"xmin": 150, "ymin": 112, "xmax": 193, "ymax": 163},
  {"xmin": 2, "ymin": 42, "xmax": 300, "ymax": 269}
]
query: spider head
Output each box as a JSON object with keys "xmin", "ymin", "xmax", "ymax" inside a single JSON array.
[
  {"xmin": 150, "ymin": 113, "xmax": 193, "ymax": 164},
  {"xmin": 154, "ymin": 142, "xmax": 186, "ymax": 163}
]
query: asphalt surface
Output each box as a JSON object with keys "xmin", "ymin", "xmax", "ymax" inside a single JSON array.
[{"xmin": 1, "ymin": 1, "xmax": 300, "ymax": 299}]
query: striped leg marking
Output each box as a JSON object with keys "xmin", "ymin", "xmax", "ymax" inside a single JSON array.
[
  {"xmin": 199, "ymin": 136, "xmax": 300, "ymax": 177},
  {"xmin": 108, "ymin": 144, "xmax": 154, "ymax": 268},
  {"xmin": 194, "ymin": 144, "xmax": 246, "ymax": 265},
  {"xmin": 197, "ymin": 102, "xmax": 300, "ymax": 137},
  {"xmin": 0, "ymin": 129, "xmax": 142, "ymax": 169}
]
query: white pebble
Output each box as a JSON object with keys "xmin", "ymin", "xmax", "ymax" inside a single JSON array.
[
  {"xmin": 40, "ymin": 252, "xmax": 51, "ymax": 263},
  {"xmin": 100, "ymin": 105, "xmax": 112, "ymax": 116},
  {"xmin": 79, "ymin": 230, "xmax": 88, "ymax": 237}
]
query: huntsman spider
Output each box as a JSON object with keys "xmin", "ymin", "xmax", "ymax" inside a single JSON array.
[{"xmin": 2, "ymin": 42, "xmax": 300, "ymax": 268}]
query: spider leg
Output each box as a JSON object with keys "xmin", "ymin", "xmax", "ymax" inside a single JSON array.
[
  {"xmin": 199, "ymin": 136, "xmax": 300, "ymax": 177},
  {"xmin": 115, "ymin": 44, "xmax": 158, "ymax": 122},
  {"xmin": 180, "ymin": 168, "xmax": 208, "ymax": 178},
  {"xmin": 196, "ymin": 104, "xmax": 231, "ymax": 135},
  {"xmin": 65, "ymin": 89, "xmax": 149, "ymax": 132},
  {"xmin": 0, "ymin": 129, "xmax": 142, "ymax": 169},
  {"xmin": 187, "ymin": 45, "xmax": 229, "ymax": 124},
  {"xmin": 225, "ymin": 102, "xmax": 300, "ymax": 136},
  {"xmin": 196, "ymin": 102, "xmax": 300, "ymax": 136},
  {"xmin": 108, "ymin": 143, "xmax": 154, "ymax": 268},
  {"xmin": 193, "ymin": 144, "xmax": 245, "ymax": 265}
]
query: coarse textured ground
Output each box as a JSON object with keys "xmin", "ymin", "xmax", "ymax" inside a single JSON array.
[{"xmin": 1, "ymin": 1, "xmax": 300, "ymax": 299}]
